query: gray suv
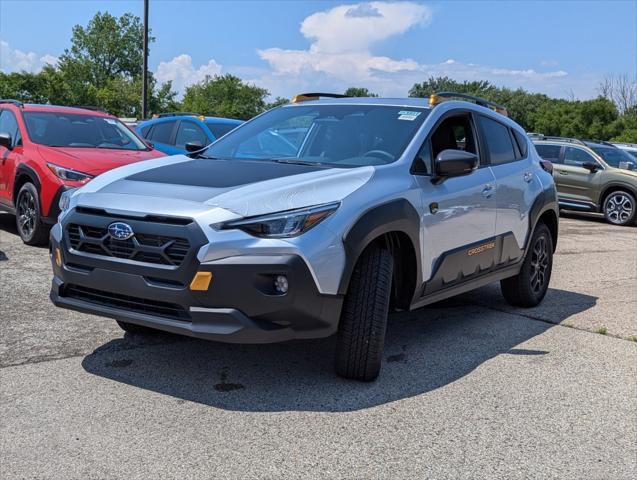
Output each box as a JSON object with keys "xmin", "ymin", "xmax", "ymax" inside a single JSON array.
[{"xmin": 50, "ymin": 92, "xmax": 559, "ymax": 380}]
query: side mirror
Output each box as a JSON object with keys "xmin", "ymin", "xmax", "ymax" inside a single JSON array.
[
  {"xmin": 434, "ymin": 149, "xmax": 478, "ymax": 180},
  {"xmin": 582, "ymin": 161, "xmax": 599, "ymax": 173},
  {"xmin": 0, "ymin": 132, "xmax": 12, "ymax": 150},
  {"xmin": 185, "ymin": 140, "xmax": 204, "ymax": 153}
]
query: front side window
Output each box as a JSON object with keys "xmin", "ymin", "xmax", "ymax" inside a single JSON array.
[
  {"xmin": 205, "ymin": 104, "xmax": 429, "ymax": 167},
  {"xmin": 0, "ymin": 110, "xmax": 21, "ymax": 146},
  {"xmin": 563, "ymin": 147, "xmax": 596, "ymax": 167},
  {"xmin": 175, "ymin": 122, "xmax": 208, "ymax": 149},
  {"xmin": 479, "ymin": 116, "xmax": 516, "ymax": 165},
  {"xmin": 206, "ymin": 122, "xmax": 240, "ymax": 139},
  {"xmin": 534, "ymin": 144, "xmax": 562, "ymax": 162},
  {"xmin": 590, "ymin": 146, "xmax": 637, "ymax": 170},
  {"xmin": 23, "ymin": 112, "xmax": 148, "ymax": 150}
]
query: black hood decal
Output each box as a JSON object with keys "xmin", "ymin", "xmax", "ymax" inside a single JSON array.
[{"xmin": 126, "ymin": 159, "xmax": 331, "ymax": 188}]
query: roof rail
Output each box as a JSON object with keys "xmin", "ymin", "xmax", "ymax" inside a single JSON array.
[
  {"xmin": 76, "ymin": 105, "xmax": 109, "ymax": 113},
  {"xmin": 153, "ymin": 112, "xmax": 201, "ymax": 118},
  {"xmin": 429, "ymin": 92, "xmax": 508, "ymax": 116},
  {"xmin": 0, "ymin": 99, "xmax": 24, "ymax": 107},
  {"xmin": 580, "ymin": 139, "xmax": 617, "ymax": 147},
  {"xmin": 528, "ymin": 134, "xmax": 585, "ymax": 146},
  {"xmin": 291, "ymin": 93, "xmax": 349, "ymax": 103}
]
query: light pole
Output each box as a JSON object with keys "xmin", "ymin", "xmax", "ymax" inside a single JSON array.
[{"xmin": 141, "ymin": 0, "xmax": 149, "ymax": 119}]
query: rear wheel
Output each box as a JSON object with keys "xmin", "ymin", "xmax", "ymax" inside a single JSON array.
[
  {"xmin": 116, "ymin": 320, "xmax": 157, "ymax": 335},
  {"xmin": 335, "ymin": 246, "xmax": 393, "ymax": 381},
  {"xmin": 603, "ymin": 190, "xmax": 636, "ymax": 226},
  {"xmin": 501, "ymin": 223, "xmax": 553, "ymax": 307},
  {"xmin": 15, "ymin": 182, "xmax": 49, "ymax": 246}
]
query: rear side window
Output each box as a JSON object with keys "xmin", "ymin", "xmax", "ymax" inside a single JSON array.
[
  {"xmin": 512, "ymin": 130, "xmax": 528, "ymax": 157},
  {"xmin": 206, "ymin": 122, "xmax": 239, "ymax": 139},
  {"xmin": 175, "ymin": 122, "xmax": 208, "ymax": 149},
  {"xmin": 149, "ymin": 121, "xmax": 175, "ymax": 144},
  {"xmin": 479, "ymin": 116, "xmax": 516, "ymax": 165},
  {"xmin": 535, "ymin": 144, "xmax": 562, "ymax": 162}
]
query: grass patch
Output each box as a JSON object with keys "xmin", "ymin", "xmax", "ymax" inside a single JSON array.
[{"xmin": 596, "ymin": 327, "xmax": 608, "ymax": 335}]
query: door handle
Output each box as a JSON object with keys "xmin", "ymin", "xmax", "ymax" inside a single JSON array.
[
  {"xmin": 558, "ymin": 170, "xmax": 568, "ymax": 175},
  {"xmin": 523, "ymin": 172, "xmax": 533, "ymax": 183},
  {"xmin": 481, "ymin": 184, "xmax": 494, "ymax": 198}
]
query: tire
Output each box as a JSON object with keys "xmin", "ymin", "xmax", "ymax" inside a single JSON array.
[
  {"xmin": 116, "ymin": 320, "xmax": 157, "ymax": 335},
  {"xmin": 501, "ymin": 223, "xmax": 553, "ymax": 308},
  {"xmin": 335, "ymin": 246, "xmax": 393, "ymax": 381},
  {"xmin": 603, "ymin": 190, "xmax": 636, "ymax": 226},
  {"xmin": 15, "ymin": 182, "xmax": 49, "ymax": 246}
]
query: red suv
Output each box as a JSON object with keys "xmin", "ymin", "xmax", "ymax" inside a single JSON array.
[{"xmin": 0, "ymin": 100, "xmax": 164, "ymax": 245}]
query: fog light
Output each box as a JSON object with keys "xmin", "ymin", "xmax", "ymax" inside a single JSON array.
[
  {"xmin": 274, "ymin": 275, "xmax": 288, "ymax": 294},
  {"xmin": 54, "ymin": 248, "xmax": 62, "ymax": 267}
]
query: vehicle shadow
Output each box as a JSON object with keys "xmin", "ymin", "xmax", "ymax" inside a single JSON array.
[
  {"xmin": 0, "ymin": 212, "xmax": 49, "ymax": 249},
  {"xmin": 82, "ymin": 287, "xmax": 597, "ymax": 412}
]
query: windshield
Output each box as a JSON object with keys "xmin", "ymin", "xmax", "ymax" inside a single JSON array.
[
  {"xmin": 204, "ymin": 104, "xmax": 429, "ymax": 167},
  {"xmin": 621, "ymin": 149, "xmax": 637, "ymax": 161},
  {"xmin": 23, "ymin": 112, "xmax": 149, "ymax": 151},
  {"xmin": 591, "ymin": 146, "xmax": 637, "ymax": 170}
]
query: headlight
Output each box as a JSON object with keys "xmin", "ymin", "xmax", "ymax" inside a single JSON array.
[
  {"xmin": 58, "ymin": 188, "xmax": 76, "ymax": 213},
  {"xmin": 216, "ymin": 202, "xmax": 339, "ymax": 238},
  {"xmin": 47, "ymin": 163, "xmax": 93, "ymax": 183}
]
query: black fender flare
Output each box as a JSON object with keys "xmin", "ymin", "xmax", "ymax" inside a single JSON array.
[
  {"xmin": 527, "ymin": 186, "xmax": 559, "ymax": 254},
  {"xmin": 337, "ymin": 198, "xmax": 422, "ymax": 296},
  {"xmin": 14, "ymin": 163, "xmax": 42, "ymax": 199}
]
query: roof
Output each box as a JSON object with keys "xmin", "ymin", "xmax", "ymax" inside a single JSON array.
[
  {"xmin": 283, "ymin": 97, "xmax": 432, "ymax": 108},
  {"xmin": 21, "ymin": 104, "xmax": 112, "ymax": 116}
]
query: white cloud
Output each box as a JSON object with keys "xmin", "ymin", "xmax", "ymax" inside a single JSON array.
[
  {"xmin": 155, "ymin": 54, "xmax": 222, "ymax": 94},
  {"xmin": 254, "ymin": 1, "xmax": 578, "ymax": 99},
  {"xmin": 0, "ymin": 40, "xmax": 57, "ymax": 73}
]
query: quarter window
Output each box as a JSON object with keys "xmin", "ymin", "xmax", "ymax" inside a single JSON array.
[
  {"xmin": 512, "ymin": 130, "xmax": 528, "ymax": 157},
  {"xmin": 149, "ymin": 121, "xmax": 176, "ymax": 144},
  {"xmin": 479, "ymin": 116, "xmax": 516, "ymax": 165}
]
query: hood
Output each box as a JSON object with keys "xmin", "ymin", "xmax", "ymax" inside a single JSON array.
[
  {"xmin": 76, "ymin": 156, "xmax": 374, "ymax": 218},
  {"xmin": 37, "ymin": 145, "xmax": 163, "ymax": 175}
]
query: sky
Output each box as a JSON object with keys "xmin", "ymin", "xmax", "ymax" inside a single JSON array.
[{"xmin": 1, "ymin": 0, "xmax": 636, "ymax": 100}]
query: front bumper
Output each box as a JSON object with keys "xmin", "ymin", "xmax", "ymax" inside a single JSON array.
[{"xmin": 50, "ymin": 220, "xmax": 343, "ymax": 343}]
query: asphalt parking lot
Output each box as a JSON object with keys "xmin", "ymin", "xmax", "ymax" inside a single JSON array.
[{"xmin": 1, "ymin": 212, "xmax": 635, "ymax": 479}]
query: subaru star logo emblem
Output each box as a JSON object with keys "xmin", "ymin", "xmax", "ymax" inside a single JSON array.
[{"xmin": 107, "ymin": 222, "xmax": 134, "ymax": 240}]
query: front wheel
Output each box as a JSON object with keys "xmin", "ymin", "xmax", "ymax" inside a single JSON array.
[
  {"xmin": 500, "ymin": 223, "xmax": 553, "ymax": 307},
  {"xmin": 15, "ymin": 182, "xmax": 49, "ymax": 246},
  {"xmin": 603, "ymin": 190, "xmax": 636, "ymax": 226},
  {"xmin": 335, "ymin": 246, "xmax": 393, "ymax": 381}
]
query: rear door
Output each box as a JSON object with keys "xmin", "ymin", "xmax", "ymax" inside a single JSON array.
[
  {"xmin": 146, "ymin": 120, "xmax": 179, "ymax": 155},
  {"xmin": 478, "ymin": 115, "xmax": 541, "ymax": 255}
]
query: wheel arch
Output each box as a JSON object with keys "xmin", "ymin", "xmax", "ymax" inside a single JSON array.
[
  {"xmin": 599, "ymin": 184, "xmax": 637, "ymax": 213},
  {"xmin": 13, "ymin": 164, "xmax": 41, "ymax": 204},
  {"xmin": 338, "ymin": 199, "xmax": 422, "ymax": 309}
]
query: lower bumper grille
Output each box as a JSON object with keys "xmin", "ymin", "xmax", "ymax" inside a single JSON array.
[{"xmin": 62, "ymin": 284, "xmax": 190, "ymax": 321}]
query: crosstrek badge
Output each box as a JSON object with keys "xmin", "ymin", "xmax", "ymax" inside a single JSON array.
[{"xmin": 398, "ymin": 110, "xmax": 421, "ymax": 121}]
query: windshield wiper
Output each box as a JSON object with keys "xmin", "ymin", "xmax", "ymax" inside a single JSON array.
[{"xmin": 272, "ymin": 158, "xmax": 324, "ymax": 166}]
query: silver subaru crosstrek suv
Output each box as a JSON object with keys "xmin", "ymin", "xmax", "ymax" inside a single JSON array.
[{"xmin": 50, "ymin": 92, "xmax": 559, "ymax": 380}]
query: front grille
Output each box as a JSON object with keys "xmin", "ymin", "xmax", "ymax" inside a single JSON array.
[
  {"xmin": 63, "ymin": 284, "xmax": 190, "ymax": 321},
  {"xmin": 67, "ymin": 224, "xmax": 191, "ymax": 266}
]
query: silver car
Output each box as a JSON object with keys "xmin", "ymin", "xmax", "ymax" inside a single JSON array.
[{"xmin": 50, "ymin": 93, "xmax": 559, "ymax": 380}]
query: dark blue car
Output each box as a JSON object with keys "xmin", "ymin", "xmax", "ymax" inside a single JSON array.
[{"xmin": 136, "ymin": 113, "xmax": 243, "ymax": 155}]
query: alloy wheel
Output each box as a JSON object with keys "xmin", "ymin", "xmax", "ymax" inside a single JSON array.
[
  {"xmin": 605, "ymin": 193, "xmax": 633, "ymax": 225},
  {"xmin": 17, "ymin": 190, "xmax": 37, "ymax": 239},
  {"xmin": 529, "ymin": 235, "xmax": 549, "ymax": 294}
]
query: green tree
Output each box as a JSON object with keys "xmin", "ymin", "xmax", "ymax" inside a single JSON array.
[
  {"xmin": 266, "ymin": 96, "xmax": 289, "ymax": 110},
  {"xmin": 182, "ymin": 74, "xmax": 269, "ymax": 119},
  {"xmin": 344, "ymin": 87, "xmax": 378, "ymax": 97}
]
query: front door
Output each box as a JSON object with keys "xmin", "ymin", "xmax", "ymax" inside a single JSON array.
[
  {"xmin": 554, "ymin": 146, "xmax": 602, "ymax": 207},
  {"xmin": 415, "ymin": 111, "xmax": 497, "ymax": 294},
  {"xmin": 0, "ymin": 109, "xmax": 22, "ymax": 206}
]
